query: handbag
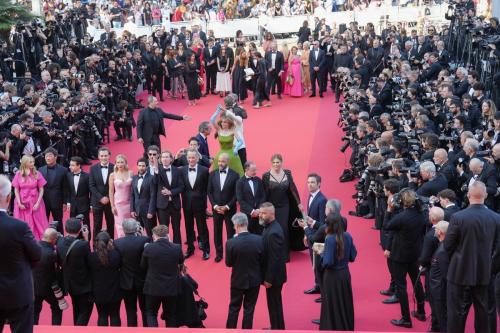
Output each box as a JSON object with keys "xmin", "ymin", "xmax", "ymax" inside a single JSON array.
[
  {"xmin": 197, "ymin": 76, "xmax": 204, "ymax": 86},
  {"xmin": 286, "ymin": 73, "xmax": 294, "ymax": 85}
]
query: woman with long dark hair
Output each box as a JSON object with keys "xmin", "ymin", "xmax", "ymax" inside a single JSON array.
[
  {"xmin": 185, "ymin": 53, "xmax": 201, "ymax": 106},
  {"xmin": 89, "ymin": 231, "xmax": 122, "ymax": 326},
  {"xmin": 320, "ymin": 213, "xmax": 357, "ymax": 331}
]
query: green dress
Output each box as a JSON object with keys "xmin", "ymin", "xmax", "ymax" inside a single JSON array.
[{"xmin": 213, "ymin": 134, "xmax": 244, "ymax": 176}]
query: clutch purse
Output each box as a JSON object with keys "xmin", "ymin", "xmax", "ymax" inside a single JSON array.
[
  {"xmin": 312, "ymin": 242, "xmax": 324, "ymax": 255},
  {"xmin": 286, "ymin": 73, "xmax": 294, "ymax": 85},
  {"xmin": 197, "ymin": 76, "xmax": 204, "ymax": 86}
]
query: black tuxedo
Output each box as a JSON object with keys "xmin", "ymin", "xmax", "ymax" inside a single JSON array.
[
  {"xmin": 136, "ymin": 107, "xmax": 184, "ymax": 154},
  {"xmin": 131, "ymin": 172, "xmax": 156, "ymax": 236},
  {"xmin": 264, "ymin": 50, "xmax": 284, "ymax": 96},
  {"xmin": 89, "ymin": 163, "xmax": 115, "ymax": 239},
  {"xmin": 141, "ymin": 239, "xmax": 184, "ymax": 327},
  {"xmin": 153, "ymin": 165, "xmax": 184, "ymax": 244},
  {"xmin": 458, "ymin": 166, "xmax": 498, "ymax": 209},
  {"xmin": 114, "ymin": 234, "xmax": 150, "ymax": 327},
  {"xmin": 444, "ymin": 204, "xmax": 500, "ymax": 333},
  {"xmin": 173, "ymin": 154, "xmax": 211, "ymax": 168},
  {"xmin": 307, "ymin": 191, "xmax": 327, "ymax": 227},
  {"xmin": 181, "ymin": 165, "xmax": 210, "ymax": 253},
  {"xmin": 236, "ymin": 176, "xmax": 266, "ymax": 234},
  {"xmin": 65, "ymin": 171, "xmax": 91, "ymax": 233},
  {"xmin": 0, "ymin": 211, "xmax": 41, "ymax": 333},
  {"xmin": 208, "ymin": 168, "xmax": 240, "ymax": 257},
  {"xmin": 443, "ymin": 204, "xmax": 460, "ymax": 221},
  {"xmin": 421, "ymin": 62, "xmax": 443, "ymax": 81},
  {"xmin": 196, "ymin": 133, "xmax": 210, "ymax": 158},
  {"xmin": 453, "ymin": 79, "xmax": 470, "ymax": 97},
  {"xmin": 225, "ymin": 232, "xmax": 264, "ymax": 329},
  {"xmin": 377, "ymin": 83, "xmax": 393, "ymax": 107},
  {"xmin": 203, "ymin": 46, "xmax": 217, "ymax": 93},
  {"xmin": 309, "ymin": 48, "xmax": 326, "ymax": 96},
  {"xmin": 39, "ymin": 164, "xmax": 67, "ymax": 233},
  {"xmin": 262, "ymin": 220, "xmax": 287, "ymax": 330}
]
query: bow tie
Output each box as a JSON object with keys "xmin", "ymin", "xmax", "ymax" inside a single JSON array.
[
  {"xmin": 220, "ymin": 169, "xmax": 227, "ymax": 174},
  {"xmin": 189, "ymin": 168, "xmax": 196, "ymax": 172},
  {"xmin": 165, "ymin": 168, "xmax": 171, "ymax": 172},
  {"xmin": 101, "ymin": 165, "xmax": 108, "ymax": 169},
  {"xmin": 138, "ymin": 175, "xmax": 144, "ymax": 179},
  {"xmin": 73, "ymin": 173, "xmax": 81, "ymax": 177},
  {"xmin": 246, "ymin": 177, "xmax": 254, "ymax": 181}
]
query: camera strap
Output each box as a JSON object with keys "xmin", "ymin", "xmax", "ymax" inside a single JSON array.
[{"xmin": 63, "ymin": 239, "xmax": 80, "ymax": 266}]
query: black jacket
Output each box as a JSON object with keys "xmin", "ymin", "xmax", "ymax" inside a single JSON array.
[
  {"xmin": 225, "ymin": 232, "xmax": 264, "ymax": 289},
  {"xmin": 236, "ymin": 176, "xmax": 266, "ymax": 216},
  {"xmin": 429, "ymin": 243, "xmax": 449, "ymax": 301},
  {"xmin": 89, "ymin": 163, "xmax": 114, "ymax": 208},
  {"xmin": 65, "ymin": 171, "xmax": 91, "ymax": 213},
  {"xmin": 114, "ymin": 234, "xmax": 150, "ymax": 291},
  {"xmin": 39, "ymin": 164, "xmax": 67, "ymax": 206},
  {"xmin": 307, "ymin": 191, "xmax": 327, "ymax": 228},
  {"xmin": 411, "ymin": 174, "xmax": 448, "ymax": 198},
  {"xmin": 56, "ymin": 236, "xmax": 92, "ymax": 296},
  {"xmin": 88, "ymin": 249, "xmax": 122, "ymax": 303},
  {"xmin": 33, "ymin": 240, "xmax": 59, "ymax": 297},
  {"xmin": 207, "ymin": 168, "xmax": 239, "ymax": 211},
  {"xmin": 418, "ymin": 227, "xmax": 440, "ymax": 267},
  {"xmin": 130, "ymin": 172, "xmax": 156, "ymax": 217},
  {"xmin": 180, "ymin": 165, "xmax": 209, "ymax": 213},
  {"xmin": 262, "ymin": 220, "xmax": 287, "ymax": 285},
  {"xmin": 264, "ymin": 50, "xmax": 284, "ymax": 73},
  {"xmin": 136, "ymin": 107, "xmax": 183, "ymax": 142}
]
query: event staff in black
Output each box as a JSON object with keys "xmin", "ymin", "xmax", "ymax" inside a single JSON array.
[
  {"xmin": 236, "ymin": 161, "xmax": 266, "ymax": 235},
  {"xmin": 260, "ymin": 202, "xmax": 287, "ymax": 330},
  {"xmin": 208, "ymin": 153, "xmax": 240, "ymax": 262},
  {"xmin": 225, "ymin": 213, "xmax": 264, "ymax": 329},
  {"xmin": 181, "ymin": 149, "xmax": 210, "ymax": 260},
  {"xmin": 203, "ymin": 38, "xmax": 218, "ymax": 95},
  {"xmin": 141, "ymin": 225, "xmax": 184, "ymax": 327},
  {"xmin": 66, "ymin": 156, "xmax": 91, "ymax": 233},
  {"xmin": 137, "ymin": 96, "xmax": 190, "ymax": 156},
  {"xmin": 309, "ymin": 40, "xmax": 326, "ymax": 98},
  {"xmin": 56, "ymin": 217, "xmax": 93, "ymax": 326},
  {"xmin": 39, "ymin": 148, "xmax": 67, "ymax": 234},
  {"xmin": 33, "ymin": 228, "xmax": 62, "ymax": 326},
  {"xmin": 264, "ymin": 42, "xmax": 284, "ymax": 98},
  {"xmin": 130, "ymin": 158, "xmax": 156, "ymax": 237},
  {"xmin": 154, "ymin": 151, "xmax": 184, "ymax": 244},
  {"xmin": 114, "ymin": 219, "xmax": 151, "ymax": 327},
  {"xmin": 0, "ymin": 175, "xmax": 41, "ymax": 333},
  {"xmin": 383, "ymin": 189, "xmax": 426, "ymax": 328},
  {"xmin": 89, "ymin": 147, "xmax": 115, "ymax": 240},
  {"xmin": 88, "ymin": 231, "xmax": 122, "ymax": 327},
  {"xmin": 332, "ymin": 44, "xmax": 354, "ymax": 102},
  {"xmin": 149, "ymin": 47, "xmax": 165, "ymax": 101},
  {"xmin": 444, "ymin": 181, "xmax": 500, "ymax": 333}
]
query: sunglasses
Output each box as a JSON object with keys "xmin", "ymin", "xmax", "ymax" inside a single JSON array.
[{"xmin": 148, "ymin": 153, "xmax": 157, "ymax": 156}]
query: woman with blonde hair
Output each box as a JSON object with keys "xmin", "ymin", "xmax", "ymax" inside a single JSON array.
[
  {"xmin": 280, "ymin": 42, "xmax": 290, "ymax": 92},
  {"xmin": 109, "ymin": 154, "xmax": 133, "ymax": 237},
  {"xmin": 481, "ymin": 99, "xmax": 497, "ymax": 125},
  {"xmin": 12, "ymin": 154, "xmax": 48, "ymax": 239},
  {"xmin": 301, "ymin": 42, "xmax": 311, "ymax": 94}
]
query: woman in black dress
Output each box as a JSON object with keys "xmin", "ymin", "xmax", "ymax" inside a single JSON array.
[
  {"xmin": 185, "ymin": 53, "xmax": 201, "ymax": 106},
  {"xmin": 231, "ymin": 49, "xmax": 249, "ymax": 103},
  {"xmin": 320, "ymin": 213, "xmax": 357, "ymax": 331},
  {"xmin": 251, "ymin": 52, "xmax": 271, "ymax": 109},
  {"xmin": 166, "ymin": 48, "xmax": 185, "ymax": 99},
  {"xmin": 262, "ymin": 153, "xmax": 301, "ymax": 259},
  {"xmin": 88, "ymin": 231, "xmax": 122, "ymax": 327}
]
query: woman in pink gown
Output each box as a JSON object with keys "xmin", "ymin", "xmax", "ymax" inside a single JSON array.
[
  {"xmin": 286, "ymin": 46, "xmax": 303, "ymax": 97},
  {"xmin": 109, "ymin": 154, "xmax": 133, "ymax": 238},
  {"xmin": 12, "ymin": 155, "xmax": 48, "ymax": 239}
]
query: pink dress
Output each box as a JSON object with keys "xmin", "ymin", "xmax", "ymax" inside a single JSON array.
[
  {"xmin": 12, "ymin": 172, "xmax": 49, "ymax": 240},
  {"xmin": 285, "ymin": 55, "xmax": 303, "ymax": 97},
  {"xmin": 113, "ymin": 176, "xmax": 132, "ymax": 238}
]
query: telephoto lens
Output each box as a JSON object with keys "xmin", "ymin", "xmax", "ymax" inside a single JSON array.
[{"xmin": 51, "ymin": 283, "xmax": 69, "ymax": 310}]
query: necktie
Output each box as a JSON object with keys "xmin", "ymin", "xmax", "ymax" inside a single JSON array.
[{"xmin": 189, "ymin": 168, "xmax": 196, "ymax": 172}]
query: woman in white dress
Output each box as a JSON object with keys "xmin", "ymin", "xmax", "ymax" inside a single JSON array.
[{"xmin": 216, "ymin": 47, "xmax": 232, "ymax": 97}]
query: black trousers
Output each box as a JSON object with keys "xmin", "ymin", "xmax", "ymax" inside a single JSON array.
[
  {"xmin": 0, "ymin": 303, "xmax": 34, "ymax": 333},
  {"xmin": 310, "ymin": 69, "xmax": 322, "ymax": 95},
  {"xmin": 158, "ymin": 207, "xmax": 181, "ymax": 244},
  {"xmin": 152, "ymin": 74, "xmax": 164, "ymax": 100},
  {"xmin": 447, "ymin": 281, "xmax": 489, "ymax": 333},
  {"xmin": 44, "ymin": 199, "xmax": 63, "ymax": 234},
  {"xmin": 429, "ymin": 286, "xmax": 447, "ymax": 332},
  {"xmin": 265, "ymin": 69, "xmax": 282, "ymax": 96},
  {"xmin": 70, "ymin": 293, "xmax": 93, "ymax": 326},
  {"xmin": 142, "ymin": 136, "xmax": 161, "ymax": 159},
  {"xmin": 114, "ymin": 121, "xmax": 133, "ymax": 139},
  {"xmin": 213, "ymin": 209, "xmax": 236, "ymax": 257},
  {"xmin": 95, "ymin": 301, "xmax": 121, "ymax": 326},
  {"xmin": 136, "ymin": 214, "xmax": 157, "ymax": 238},
  {"xmin": 253, "ymin": 78, "xmax": 270, "ymax": 105},
  {"xmin": 184, "ymin": 208, "xmax": 210, "ymax": 253},
  {"xmin": 146, "ymin": 295, "xmax": 177, "ymax": 327},
  {"xmin": 390, "ymin": 260, "xmax": 425, "ymax": 321},
  {"xmin": 237, "ymin": 148, "xmax": 247, "ymax": 170},
  {"xmin": 206, "ymin": 65, "xmax": 217, "ymax": 93},
  {"xmin": 122, "ymin": 288, "xmax": 148, "ymax": 327},
  {"xmin": 266, "ymin": 284, "xmax": 285, "ymax": 330},
  {"xmin": 226, "ymin": 286, "xmax": 260, "ymax": 329},
  {"xmin": 93, "ymin": 203, "xmax": 115, "ymax": 240},
  {"xmin": 34, "ymin": 294, "xmax": 63, "ymax": 325}
]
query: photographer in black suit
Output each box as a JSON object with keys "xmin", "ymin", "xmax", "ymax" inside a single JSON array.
[
  {"xmin": 0, "ymin": 175, "xmax": 41, "ymax": 333},
  {"xmin": 39, "ymin": 148, "xmax": 67, "ymax": 234},
  {"xmin": 260, "ymin": 202, "xmax": 287, "ymax": 330},
  {"xmin": 130, "ymin": 158, "xmax": 156, "ymax": 237},
  {"xmin": 208, "ymin": 153, "xmax": 240, "ymax": 262},
  {"xmin": 225, "ymin": 213, "xmax": 263, "ymax": 329},
  {"xmin": 56, "ymin": 217, "xmax": 93, "ymax": 326},
  {"xmin": 154, "ymin": 151, "xmax": 184, "ymax": 244},
  {"xmin": 114, "ymin": 219, "xmax": 150, "ymax": 327},
  {"xmin": 236, "ymin": 161, "xmax": 266, "ymax": 235},
  {"xmin": 444, "ymin": 181, "xmax": 500, "ymax": 333},
  {"xmin": 408, "ymin": 161, "xmax": 448, "ymax": 199},
  {"xmin": 65, "ymin": 157, "xmax": 91, "ymax": 235},
  {"xmin": 141, "ymin": 225, "xmax": 184, "ymax": 327}
]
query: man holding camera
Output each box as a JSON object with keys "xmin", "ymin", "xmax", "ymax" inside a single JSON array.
[{"xmin": 408, "ymin": 161, "xmax": 448, "ymax": 199}]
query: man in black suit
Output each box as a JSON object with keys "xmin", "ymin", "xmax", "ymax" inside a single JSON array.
[
  {"xmin": 154, "ymin": 151, "xmax": 184, "ymax": 244},
  {"xmin": 114, "ymin": 219, "xmax": 150, "ymax": 327},
  {"xmin": 149, "ymin": 47, "xmax": 165, "ymax": 101},
  {"xmin": 236, "ymin": 161, "xmax": 266, "ymax": 235},
  {"xmin": 33, "ymin": 228, "xmax": 62, "ymax": 326},
  {"xmin": 196, "ymin": 121, "xmax": 212, "ymax": 160},
  {"xmin": 0, "ymin": 175, "xmax": 41, "ymax": 333},
  {"xmin": 260, "ymin": 202, "xmax": 287, "ymax": 330},
  {"xmin": 225, "ymin": 213, "xmax": 263, "ymax": 329},
  {"xmin": 376, "ymin": 77, "xmax": 393, "ymax": 108},
  {"xmin": 309, "ymin": 40, "xmax": 326, "ymax": 98},
  {"xmin": 208, "ymin": 153, "xmax": 240, "ymax": 262},
  {"xmin": 437, "ymin": 189, "xmax": 460, "ymax": 221},
  {"xmin": 137, "ymin": 96, "xmax": 190, "ymax": 156},
  {"xmin": 141, "ymin": 225, "xmax": 184, "ymax": 327},
  {"xmin": 332, "ymin": 44, "xmax": 354, "ymax": 101},
  {"xmin": 39, "ymin": 148, "xmax": 67, "ymax": 234},
  {"xmin": 420, "ymin": 53, "xmax": 443, "ymax": 82},
  {"xmin": 457, "ymin": 158, "xmax": 498, "ymax": 209},
  {"xmin": 131, "ymin": 158, "xmax": 156, "ymax": 237},
  {"xmin": 203, "ymin": 38, "xmax": 218, "ymax": 95},
  {"xmin": 89, "ymin": 147, "xmax": 115, "ymax": 240},
  {"xmin": 264, "ymin": 42, "xmax": 284, "ymax": 99},
  {"xmin": 173, "ymin": 137, "xmax": 211, "ymax": 168},
  {"xmin": 409, "ymin": 161, "xmax": 448, "ymax": 199},
  {"xmin": 181, "ymin": 149, "xmax": 210, "ymax": 260},
  {"xmin": 444, "ymin": 181, "xmax": 500, "ymax": 333},
  {"xmin": 56, "ymin": 218, "xmax": 93, "ymax": 326},
  {"xmin": 66, "ymin": 156, "xmax": 91, "ymax": 234}
]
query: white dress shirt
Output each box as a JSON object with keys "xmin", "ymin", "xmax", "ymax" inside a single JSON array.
[
  {"xmin": 188, "ymin": 165, "xmax": 197, "ymax": 188},
  {"xmin": 137, "ymin": 173, "xmax": 144, "ymax": 193},
  {"xmin": 219, "ymin": 169, "xmax": 228, "ymax": 191},
  {"xmin": 308, "ymin": 189, "xmax": 320, "ymax": 210},
  {"xmin": 101, "ymin": 164, "xmax": 109, "ymax": 184},
  {"xmin": 73, "ymin": 173, "xmax": 80, "ymax": 193},
  {"xmin": 271, "ymin": 52, "xmax": 276, "ymax": 69},
  {"xmin": 247, "ymin": 176, "xmax": 255, "ymax": 196}
]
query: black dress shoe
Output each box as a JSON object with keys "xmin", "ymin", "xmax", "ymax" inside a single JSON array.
[
  {"xmin": 215, "ymin": 256, "xmax": 223, "ymax": 263},
  {"xmin": 160, "ymin": 98, "xmax": 164, "ymax": 102},
  {"xmin": 114, "ymin": 136, "xmax": 123, "ymax": 141},
  {"xmin": 304, "ymin": 286, "xmax": 320, "ymax": 294},
  {"xmin": 314, "ymin": 297, "xmax": 322, "ymax": 303},
  {"xmin": 319, "ymin": 94, "xmax": 323, "ymax": 98},
  {"xmin": 309, "ymin": 94, "xmax": 316, "ymax": 98},
  {"xmin": 312, "ymin": 319, "xmax": 320, "ymax": 325},
  {"xmin": 128, "ymin": 137, "xmax": 133, "ymax": 142},
  {"xmin": 411, "ymin": 310, "xmax": 426, "ymax": 321},
  {"xmin": 390, "ymin": 319, "xmax": 412, "ymax": 328},
  {"xmin": 363, "ymin": 213, "xmax": 375, "ymax": 219},
  {"xmin": 202, "ymin": 252, "xmax": 210, "ymax": 260},
  {"xmin": 382, "ymin": 295, "xmax": 399, "ymax": 304},
  {"xmin": 184, "ymin": 250, "xmax": 194, "ymax": 259},
  {"xmin": 379, "ymin": 289, "xmax": 394, "ymax": 296},
  {"xmin": 277, "ymin": 94, "xmax": 282, "ymax": 99}
]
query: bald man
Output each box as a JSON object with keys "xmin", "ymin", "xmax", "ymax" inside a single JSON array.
[
  {"xmin": 444, "ymin": 181, "xmax": 500, "ymax": 333},
  {"xmin": 433, "ymin": 149, "xmax": 456, "ymax": 184},
  {"xmin": 458, "ymin": 158, "xmax": 497, "ymax": 209}
]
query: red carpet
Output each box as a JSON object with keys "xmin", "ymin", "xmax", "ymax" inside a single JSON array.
[{"xmin": 33, "ymin": 91, "xmax": 437, "ymax": 331}]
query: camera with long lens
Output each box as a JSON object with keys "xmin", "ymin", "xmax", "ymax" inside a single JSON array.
[{"xmin": 51, "ymin": 284, "xmax": 69, "ymax": 310}]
